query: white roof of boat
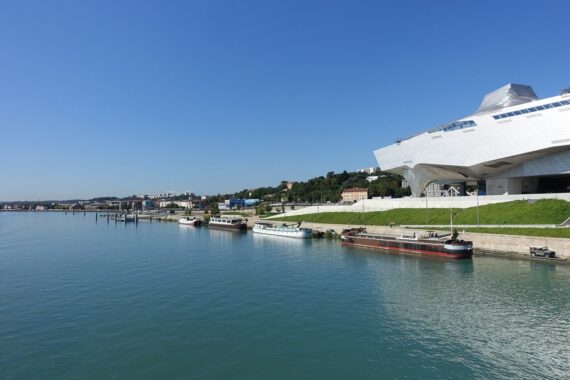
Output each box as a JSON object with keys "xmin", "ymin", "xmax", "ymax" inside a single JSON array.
[{"xmin": 215, "ymin": 215, "xmax": 245, "ymax": 219}]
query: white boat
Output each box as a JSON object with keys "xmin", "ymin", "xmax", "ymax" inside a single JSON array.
[
  {"xmin": 178, "ymin": 217, "xmax": 202, "ymax": 226},
  {"xmin": 208, "ymin": 215, "xmax": 248, "ymax": 231},
  {"xmin": 252, "ymin": 222, "xmax": 312, "ymax": 239},
  {"xmin": 115, "ymin": 213, "xmax": 136, "ymax": 222}
]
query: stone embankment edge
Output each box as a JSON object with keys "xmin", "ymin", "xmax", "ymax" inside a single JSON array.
[{"xmin": 291, "ymin": 221, "xmax": 570, "ymax": 260}]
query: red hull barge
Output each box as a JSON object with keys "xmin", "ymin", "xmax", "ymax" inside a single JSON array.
[{"xmin": 341, "ymin": 229, "xmax": 473, "ymax": 259}]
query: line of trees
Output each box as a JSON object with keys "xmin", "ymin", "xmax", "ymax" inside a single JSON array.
[{"xmin": 222, "ymin": 169, "xmax": 410, "ymax": 205}]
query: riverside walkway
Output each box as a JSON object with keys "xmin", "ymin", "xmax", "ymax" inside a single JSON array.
[
  {"xmin": 402, "ymin": 224, "xmax": 560, "ymax": 229},
  {"xmin": 285, "ymin": 221, "xmax": 570, "ymax": 260}
]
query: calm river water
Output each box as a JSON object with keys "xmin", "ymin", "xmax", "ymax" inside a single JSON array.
[{"xmin": 1, "ymin": 212, "xmax": 569, "ymax": 379}]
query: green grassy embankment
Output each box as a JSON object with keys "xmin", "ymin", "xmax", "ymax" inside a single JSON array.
[
  {"xmin": 271, "ymin": 199, "xmax": 570, "ymax": 227},
  {"xmin": 455, "ymin": 227, "xmax": 570, "ymax": 238}
]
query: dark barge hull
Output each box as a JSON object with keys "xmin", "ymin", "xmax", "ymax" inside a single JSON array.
[
  {"xmin": 341, "ymin": 236, "xmax": 473, "ymax": 259},
  {"xmin": 207, "ymin": 223, "xmax": 248, "ymax": 231}
]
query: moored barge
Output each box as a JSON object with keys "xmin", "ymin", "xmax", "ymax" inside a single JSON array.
[
  {"xmin": 341, "ymin": 229, "xmax": 473, "ymax": 259},
  {"xmin": 208, "ymin": 215, "xmax": 248, "ymax": 231}
]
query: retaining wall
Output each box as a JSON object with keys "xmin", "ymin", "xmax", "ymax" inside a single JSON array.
[
  {"xmin": 295, "ymin": 222, "xmax": 570, "ymax": 260},
  {"xmin": 274, "ymin": 193, "xmax": 570, "ymax": 218}
]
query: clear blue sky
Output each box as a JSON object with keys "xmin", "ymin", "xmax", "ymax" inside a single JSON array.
[{"xmin": 1, "ymin": 0, "xmax": 569, "ymax": 201}]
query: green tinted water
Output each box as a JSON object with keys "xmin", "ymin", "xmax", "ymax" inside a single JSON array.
[{"xmin": 1, "ymin": 212, "xmax": 569, "ymax": 379}]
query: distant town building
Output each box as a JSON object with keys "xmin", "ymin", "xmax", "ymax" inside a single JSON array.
[
  {"xmin": 84, "ymin": 203, "xmax": 109, "ymax": 210},
  {"xmin": 358, "ymin": 167, "xmax": 377, "ymax": 174},
  {"xmin": 366, "ymin": 176, "xmax": 379, "ymax": 183},
  {"xmin": 142, "ymin": 200, "xmax": 155, "ymax": 210},
  {"xmin": 286, "ymin": 181, "xmax": 296, "ymax": 190},
  {"xmin": 245, "ymin": 199, "xmax": 260, "ymax": 207},
  {"xmin": 224, "ymin": 199, "xmax": 260, "ymax": 209},
  {"xmin": 35, "ymin": 205, "xmax": 48, "ymax": 211},
  {"xmin": 341, "ymin": 188, "xmax": 368, "ymax": 202},
  {"xmin": 158, "ymin": 200, "xmax": 192, "ymax": 209}
]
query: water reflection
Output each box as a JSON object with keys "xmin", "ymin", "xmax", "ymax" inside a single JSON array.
[
  {"xmin": 178, "ymin": 224, "xmax": 200, "ymax": 231},
  {"xmin": 372, "ymin": 255, "xmax": 570, "ymax": 379},
  {"xmin": 252, "ymin": 233, "xmax": 312, "ymax": 248},
  {"xmin": 529, "ymin": 259, "xmax": 557, "ymax": 271},
  {"xmin": 3, "ymin": 212, "xmax": 570, "ymax": 379},
  {"xmin": 341, "ymin": 245, "xmax": 475, "ymax": 277},
  {"xmin": 206, "ymin": 228, "xmax": 247, "ymax": 244}
]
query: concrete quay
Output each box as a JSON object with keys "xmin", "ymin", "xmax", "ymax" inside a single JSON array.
[{"xmin": 293, "ymin": 221, "xmax": 570, "ymax": 261}]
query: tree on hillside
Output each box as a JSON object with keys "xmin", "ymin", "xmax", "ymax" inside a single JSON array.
[
  {"xmin": 209, "ymin": 202, "xmax": 219, "ymax": 215},
  {"xmin": 211, "ymin": 169, "xmax": 409, "ymax": 204}
]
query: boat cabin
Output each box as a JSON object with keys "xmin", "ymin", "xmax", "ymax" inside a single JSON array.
[{"xmin": 210, "ymin": 216, "xmax": 247, "ymax": 225}]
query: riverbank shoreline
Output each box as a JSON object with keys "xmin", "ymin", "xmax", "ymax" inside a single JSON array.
[
  {"xmin": 277, "ymin": 221, "xmax": 570, "ymax": 261},
  {"xmin": 5, "ymin": 211, "xmax": 568, "ymax": 262}
]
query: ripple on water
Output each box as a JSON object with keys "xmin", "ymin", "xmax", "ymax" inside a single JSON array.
[{"xmin": 1, "ymin": 212, "xmax": 569, "ymax": 379}]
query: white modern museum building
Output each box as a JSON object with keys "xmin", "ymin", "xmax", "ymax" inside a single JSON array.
[{"xmin": 375, "ymin": 83, "xmax": 570, "ymax": 197}]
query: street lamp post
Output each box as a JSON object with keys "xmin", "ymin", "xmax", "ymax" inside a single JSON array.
[
  {"xmin": 476, "ymin": 185, "xmax": 480, "ymax": 230},
  {"xmin": 312, "ymin": 192, "xmax": 321, "ymax": 214},
  {"xmin": 362, "ymin": 196, "xmax": 365, "ymax": 226},
  {"xmin": 450, "ymin": 206, "xmax": 454, "ymax": 236},
  {"xmin": 425, "ymin": 191, "xmax": 428, "ymax": 225}
]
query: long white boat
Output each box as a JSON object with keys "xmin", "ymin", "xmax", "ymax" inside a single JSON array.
[{"xmin": 252, "ymin": 222, "xmax": 312, "ymax": 239}]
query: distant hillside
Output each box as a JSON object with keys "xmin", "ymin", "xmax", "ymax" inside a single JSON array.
[{"xmin": 226, "ymin": 169, "xmax": 410, "ymax": 203}]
